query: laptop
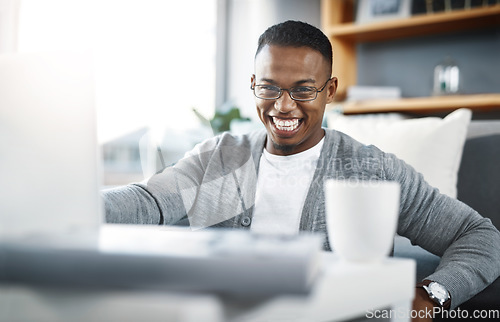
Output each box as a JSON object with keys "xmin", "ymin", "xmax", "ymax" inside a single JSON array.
[
  {"xmin": 0, "ymin": 51, "xmax": 102, "ymax": 240},
  {"xmin": 0, "ymin": 52, "xmax": 322, "ymax": 295}
]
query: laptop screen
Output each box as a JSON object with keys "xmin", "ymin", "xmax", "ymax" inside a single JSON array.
[{"xmin": 0, "ymin": 52, "xmax": 103, "ymax": 239}]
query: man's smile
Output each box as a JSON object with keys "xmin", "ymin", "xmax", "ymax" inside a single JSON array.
[{"xmin": 269, "ymin": 116, "xmax": 303, "ymax": 137}]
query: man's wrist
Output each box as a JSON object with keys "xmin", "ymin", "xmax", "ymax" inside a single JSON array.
[
  {"xmin": 412, "ymin": 289, "xmax": 437, "ymax": 322},
  {"xmin": 416, "ymin": 280, "xmax": 451, "ymax": 310}
]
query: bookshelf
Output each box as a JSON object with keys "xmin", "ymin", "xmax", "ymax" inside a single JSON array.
[{"xmin": 321, "ymin": 0, "xmax": 500, "ymax": 114}]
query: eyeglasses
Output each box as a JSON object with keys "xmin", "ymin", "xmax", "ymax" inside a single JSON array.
[{"xmin": 251, "ymin": 78, "xmax": 332, "ymax": 102}]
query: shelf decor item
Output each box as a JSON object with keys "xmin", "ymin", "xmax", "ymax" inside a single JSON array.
[
  {"xmin": 356, "ymin": 0, "xmax": 411, "ymax": 24},
  {"xmin": 433, "ymin": 56, "xmax": 461, "ymax": 96}
]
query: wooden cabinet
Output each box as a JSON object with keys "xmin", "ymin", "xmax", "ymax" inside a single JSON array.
[{"xmin": 321, "ymin": 0, "xmax": 500, "ymax": 114}]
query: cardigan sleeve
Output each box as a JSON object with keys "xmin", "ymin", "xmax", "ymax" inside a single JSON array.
[
  {"xmin": 101, "ymin": 136, "xmax": 219, "ymax": 226},
  {"xmin": 385, "ymin": 152, "xmax": 500, "ymax": 308},
  {"xmin": 102, "ymin": 131, "xmax": 261, "ymax": 228}
]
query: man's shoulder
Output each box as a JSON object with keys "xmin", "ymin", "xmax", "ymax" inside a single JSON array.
[
  {"xmin": 323, "ymin": 128, "xmax": 398, "ymax": 170},
  {"xmin": 323, "ymin": 128, "xmax": 396, "ymax": 178},
  {"xmin": 217, "ymin": 128, "xmax": 267, "ymax": 147},
  {"xmin": 187, "ymin": 129, "xmax": 267, "ymax": 156},
  {"xmin": 324, "ymin": 128, "xmax": 383, "ymax": 155}
]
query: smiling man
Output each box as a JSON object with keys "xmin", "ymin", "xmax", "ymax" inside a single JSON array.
[{"xmin": 103, "ymin": 21, "xmax": 500, "ymax": 319}]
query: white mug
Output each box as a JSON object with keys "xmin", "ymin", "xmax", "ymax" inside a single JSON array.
[{"xmin": 324, "ymin": 179, "xmax": 400, "ymax": 263}]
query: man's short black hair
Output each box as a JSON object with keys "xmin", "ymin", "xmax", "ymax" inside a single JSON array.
[{"xmin": 255, "ymin": 20, "xmax": 333, "ymax": 75}]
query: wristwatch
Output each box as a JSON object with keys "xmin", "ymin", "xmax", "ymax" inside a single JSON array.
[{"xmin": 417, "ymin": 280, "xmax": 451, "ymax": 309}]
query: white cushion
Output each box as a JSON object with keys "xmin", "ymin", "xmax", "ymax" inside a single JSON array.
[{"xmin": 327, "ymin": 108, "xmax": 472, "ymax": 198}]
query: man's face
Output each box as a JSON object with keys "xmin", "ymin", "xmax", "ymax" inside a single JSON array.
[{"xmin": 252, "ymin": 45, "xmax": 337, "ymax": 156}]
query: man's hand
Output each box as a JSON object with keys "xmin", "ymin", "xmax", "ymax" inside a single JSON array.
[{"xmin": 412, "ymin": 287, "xmax": 436, "ymax": 322}]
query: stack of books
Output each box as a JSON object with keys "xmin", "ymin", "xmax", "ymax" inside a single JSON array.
[{"xmin": 411, "ymin": 0, "xmax": 498, "ymax": 16}]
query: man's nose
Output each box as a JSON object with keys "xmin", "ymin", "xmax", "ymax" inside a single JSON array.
[{"xmin": 274, "ymin": 90, "xmax": 296, "ymax": 113}]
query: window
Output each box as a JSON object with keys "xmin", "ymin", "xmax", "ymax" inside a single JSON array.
[{"xmin": 17, "ymin": 0, "xmax": 217, "ymax": 185}]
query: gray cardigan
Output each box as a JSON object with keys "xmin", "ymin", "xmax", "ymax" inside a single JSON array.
[{"xmin": 103, "ymin": 128, "xmax": 500, "ymax": 308}]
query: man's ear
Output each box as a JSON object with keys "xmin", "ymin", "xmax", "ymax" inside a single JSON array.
[
  {"xmin": 250, "ymin": 74, "xmax": 256, "ymax": 89},
  {"xmin": 326, "ymin": 77, "xmax": 338, "ymax": 104}
]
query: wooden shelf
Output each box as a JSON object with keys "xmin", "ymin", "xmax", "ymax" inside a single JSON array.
[
  {"xmin": 326, "ymin": 5, "xmax": 500, "ymax": 42},
  {"xmin": 335, "ymin": 94, "xmax": 500, "ymax": 115},
  {"xmin": 321, "ymin": 0, "xmax": 500, "ymax": 105}
]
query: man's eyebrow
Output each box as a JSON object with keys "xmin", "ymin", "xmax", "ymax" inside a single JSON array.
[
  {"xmin": 257, "ymin": 78, "xmax": 317, "ymax": 86},
  {"xmin": 294, "ymin": 79, "xmax": 316, "ymax": 86},
  {"xmin": 258, "ymin": 78, "xmax": 277, "ymax": 84}
]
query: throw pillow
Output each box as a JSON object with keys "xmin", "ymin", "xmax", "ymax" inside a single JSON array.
[{"xmin": 327, "ymin": 108, "xmax": 472, "ymax": 198}]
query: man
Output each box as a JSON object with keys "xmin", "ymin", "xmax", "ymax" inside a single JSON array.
[{"xmin": 103, "ymin": 21, "xmax": 500, "ymax": 317}]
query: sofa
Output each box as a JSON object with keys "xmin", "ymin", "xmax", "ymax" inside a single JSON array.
[{"xmin": 393, "ymin": 119, "xmax": 500, "ymax": 312}]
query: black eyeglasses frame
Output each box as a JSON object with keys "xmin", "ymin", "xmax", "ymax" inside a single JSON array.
[{"xmin": 251, "ymin": 77, "xmax": 333, "ymax": 102}]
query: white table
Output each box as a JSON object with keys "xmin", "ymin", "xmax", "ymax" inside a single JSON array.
[
  {"xmin": 0, "ymin": 253, "xmax": 415, "ymax": 322},
  {"xmin": 225, "ymin": 254, "xmax": 415, "ymax": 322}
]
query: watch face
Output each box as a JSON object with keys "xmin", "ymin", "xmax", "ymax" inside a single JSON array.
[{"xmin": 429, "ymin": 282, "xmax": 449, "ymax": 301}]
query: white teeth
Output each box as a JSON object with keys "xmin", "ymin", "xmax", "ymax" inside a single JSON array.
[{"xmin": 272, "ymin": 117, "xmax": 300, "ymax": 131}]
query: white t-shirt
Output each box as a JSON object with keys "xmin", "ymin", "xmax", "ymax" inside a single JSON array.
[{"xmin": 251, "ymin": 138, "xmax": 324, "ymax": 235}]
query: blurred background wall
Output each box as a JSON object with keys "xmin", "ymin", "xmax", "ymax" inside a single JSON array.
[{"xmin": 357, "ymin": 28, "xmax": 500, "ymax": 98}]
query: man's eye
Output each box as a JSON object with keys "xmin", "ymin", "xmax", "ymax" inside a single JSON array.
[
  {"xmin": 260, "ymin": 85, "xmax": 278, "ymax": 91},
  {"xmin": 293, "ymin": 87, "xmax": 314, "ymax": 93}
]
